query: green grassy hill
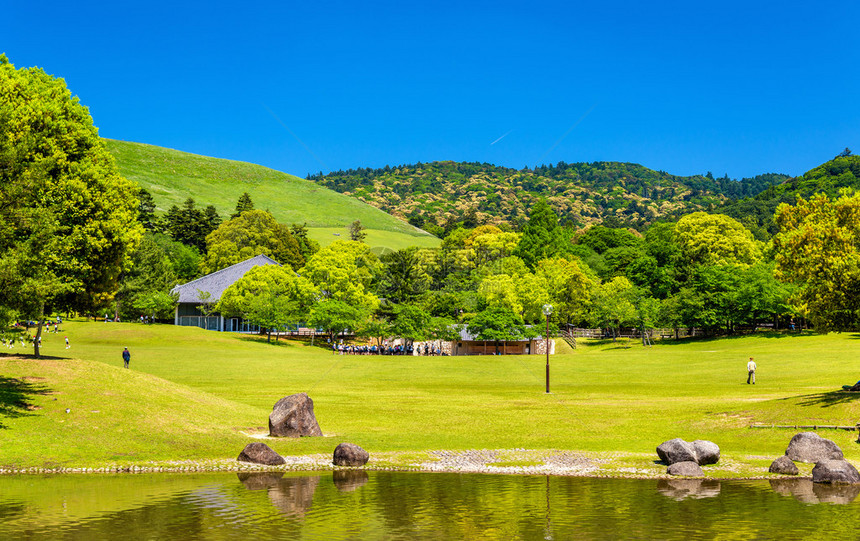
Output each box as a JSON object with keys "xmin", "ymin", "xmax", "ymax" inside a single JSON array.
[
  {"xmin": 2, "ymin": 322, "xmax": 860, "ymax": 476},
  {"xmin": 104, "ymin": 139, "xmax": 439, "ymax": 250}
]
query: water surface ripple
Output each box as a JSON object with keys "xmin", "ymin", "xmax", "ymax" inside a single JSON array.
[{"xmin": 1, "ymin": 472, "xmax": 858, "ymax": 540}]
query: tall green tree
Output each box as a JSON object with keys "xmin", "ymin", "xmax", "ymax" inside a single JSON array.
[
  {"xmin": 231, "ymin": 192, "xmax": 255, "ymax": 219},
  {"xmin": 514, "ymin": 199, "xmax": 566, "ymax": 268},
  {"xmin": 773, "ymin": 192, "xmax": 860, "ymax": 330},
  {"xmin": 378, "ymin": 248, "xmax": 431, "ymax": 304},
  {"xmin": 201, "ymin": 210, "xmax": 305, "ymax": 274},
  {"xmin": 674, "ymin": 212, "xmax": 762, "ymax": 268},
  {"xmin": 0, "ymin": 55, "xmax": 142, "ymax": 355},
  {"xmin": 301, "ymin": 240, "xmax": 380, "ymax": 313}
]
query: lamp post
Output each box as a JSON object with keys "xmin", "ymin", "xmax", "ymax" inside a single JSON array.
[{"xmin": 542, "ymin": 304, "xmax": 553, "ymax": 393}]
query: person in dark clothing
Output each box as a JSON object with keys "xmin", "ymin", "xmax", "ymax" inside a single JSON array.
[{"xmin": 122, "ymin": 347, "xmax": 131, "ymax": 369}]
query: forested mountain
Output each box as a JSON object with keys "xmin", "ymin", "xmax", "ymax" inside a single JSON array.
[
  {"xmin": 718, "ymin": 154, "xmax": 860, "ymax": 239},
  {"xmin": 308, "ymin": 161, "xmax": 788, "ymax": 233}
]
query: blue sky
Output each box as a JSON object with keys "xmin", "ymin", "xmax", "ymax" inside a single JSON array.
[{"xmin": 3, "ymin": 1, "xmax": 858, "ymax": 179}]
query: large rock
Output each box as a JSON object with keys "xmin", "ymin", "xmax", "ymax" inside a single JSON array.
[
  {"xmin": 657, "ymin": 439, "xmax": 697, "ymax": 465},
  {"xmin": 237, "ymin": 442, "xmax": 286, "ymax": 466},
  {"xmin": 769, "ymin": 455, "xmax": 799, "ymax": 475},
  {"xmin": 667, "ymin": 461, "xmax": 704, "ymax": 477},
  {"xmin": 333, "ymin": 443, "xmax": 370, "ymax": 466},
  {"xmin": 812, "ymin": 459, "xmax": 860, "ymax": 484},
  {"xmin": 785, "ymin": 432, "xmax": 843, "ymax": 463},
  {"xmin": 692, "ymin": 440, "xmax": 720, "ymax": 465},
  {"xmin": 269, "ymin": 392, "xmax": 323, "ymax": 437},
  {"xmin": 657, "ymin": 438, "xmax": 720, "ymax": 465}
]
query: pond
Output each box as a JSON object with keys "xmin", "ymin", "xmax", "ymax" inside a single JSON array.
[{"xmin": 1, "ymin": 471, "xmax": 859, "ymax": 540}]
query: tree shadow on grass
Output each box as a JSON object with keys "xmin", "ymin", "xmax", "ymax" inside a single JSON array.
[
  {"xmin": 0, "ymin": 375, "xmax": 52, "ymax": 429},
  {"xmin": 653, "ymin": 331, "xmax": 821, "ymax": 347},
  {"xmin": 789, "ymin": 391, "xmax": 860, "ymax": 408}
]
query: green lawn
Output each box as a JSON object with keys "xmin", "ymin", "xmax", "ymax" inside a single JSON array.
[
  {"xmin": 2, "ymin": 323, "xmax": 859, "ymax": 473},
  {"xmin": 104, "ymin": 139, "xmax": 439, "ymax": 250}
]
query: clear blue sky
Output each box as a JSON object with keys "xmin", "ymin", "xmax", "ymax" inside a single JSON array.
[{"xmin": 4, "ymin": 1, "xmax": 858, "ymax": 180}]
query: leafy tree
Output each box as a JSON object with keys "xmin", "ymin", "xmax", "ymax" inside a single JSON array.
[
  {"xmin": 773, "ymin": 192, "xmax": 860, "ymax": 330},
  {"xmin": 132, "ymin": 291, "xmax": 177, "ymax": 321},
  {"xmin": 534, "ymin": 257, "xmax": 596, "ymax": 326},
  {"xmin": 216, "ymin": 264, "xmax": 317, "ymax": 322},
  {"xmin": 358, "ymin": 318, "xmax": 392, "ymax": 346},
  {"xmin": 246, "ymin": 291, "xmax": 295, "ymax": 342},
  {"xmin": 514, "ymin": 199, "xmax": 566, "ymax": 268},
  {"xmin": 137, "ymin": 189, "xmax": 158, "ymax": 232},
  {"xmin": 466, "ymin": 306, "xmax": 531, "ymax": 354},
  {"xmin": 0, "ymin": 55, "xmax": 142, "ymax": 355},
  {"xmin": 301, "ymin": 240, "xmax": 380, "ymax": 313},
  {"xmin": 201, "ymin": 210, "xmax": 305, "ymax": 274},
  {"xmin": 231, "ymin": 192, "xmax": 255, "ymax": 219},
  {"xmin": 308, "ymin": 299, "xmax": 363, "ymax": 342},
  {"xmin": 390, "ymin": 304, "xmax": 431, "ymax": 346},
  {"xmin": 349, "ymin": 219, "xmax": 367, "ymax": 242},
  {"xmin": 578, "ymin": 225, "xmax": 639, "ymax": 254},
  {"xmin": 674, "ymin": 212, "xmax": 762, "ymax": 268},
  {"xmin": 633, "ymin": 293, "xmax": 661, "ymax": 345},
  {"xmin": 290, "ymin": 223, "xmax": 320, "ymax": 261},
  {"xmin": 165, "ymin": 198, "xmax": 214, "ymax": 252},
  {"xmin": 378, "ymin": 248, "xmax": 431, "ymax": 304},
  {"xmin": 590, "ymin": 276, "xmax": 636, "ymax": 340},
  {"xmin": 478, "ymin": 274, "xmax": 522, "ymax": 315},
  {"xmin": 116, "ymin": 233, "xmax": 184, "ymax": 318}
]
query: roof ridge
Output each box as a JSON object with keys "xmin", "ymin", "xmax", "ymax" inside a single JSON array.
[{"xmin": 175, "ymin": 253, "xmax": 279, "ymax": 289}]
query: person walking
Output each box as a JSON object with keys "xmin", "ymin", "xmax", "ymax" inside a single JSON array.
[
  {"xmin": 122, "ymin": 347, "xmax": 131, "ymax": 369},
  {"xmin": 747, "ymin": 357, "xmax": 757, "ymax": 384},
  {"xmin": 65, "ymin": 336, "xmax": 70, "ymax": 349}
]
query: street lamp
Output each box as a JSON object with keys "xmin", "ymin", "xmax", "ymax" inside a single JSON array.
[{"xmin": 542, "ymin": 303, "xmax": 553, "ymax": 393}]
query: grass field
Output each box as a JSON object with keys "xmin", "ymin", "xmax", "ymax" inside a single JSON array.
[
  {"xmin": 2, "ymin": 323, "xmax": 859, "ymax": 475},
  {"xmin": 104, "ymin": 139, "xmax": 439, "ymax": 250}
]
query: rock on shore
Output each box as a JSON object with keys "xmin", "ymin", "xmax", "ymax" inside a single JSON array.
[{"xmin": 785, "ymin": 432, "xmax": 843, "ymax": 463}]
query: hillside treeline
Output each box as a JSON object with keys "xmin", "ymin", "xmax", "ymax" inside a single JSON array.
[{"xmin": 307, "ymin": 160, "xmax": 789, "ymax": 235}]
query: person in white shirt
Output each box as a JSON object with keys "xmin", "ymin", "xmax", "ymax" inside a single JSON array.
[{"xmin": 747, "ymin": 357, "xmax": 757, "ymax": 384}]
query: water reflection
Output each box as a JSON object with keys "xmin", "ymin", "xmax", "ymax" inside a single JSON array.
[
  {"xmin": 237, "ymin": 472, "xmax": 321, "ymax": 517},
  {"xmin": 332, "ymin": 469, "xmax": 369, "ymax": 492},
  {"xmin": 2, "ymin": 472, "xmax": 860, "ymax": 540},
  {"xmin": 657, "ymin": 479, "xmax": 721, "ymax": 501},
  {"xmin": 769, "ymin": 478, "xmax": 860, "ymax": 505}
]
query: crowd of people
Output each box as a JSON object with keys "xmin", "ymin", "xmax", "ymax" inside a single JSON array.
[{"xmin": 332, "ymin": 342, "xmax": 445, "ymax": 356}]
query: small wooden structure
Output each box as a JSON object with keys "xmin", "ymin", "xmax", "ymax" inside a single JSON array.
[{"xmin": 449, "ymin": 328, "xmax": 554, "ymax": 356}]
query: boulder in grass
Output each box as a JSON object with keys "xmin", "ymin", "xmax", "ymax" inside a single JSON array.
[
  {"xmin": 812, "ymin": 459, "xmax": 860, "ymax": 484},
  {"xmin": 269, "ymin": 392, "xmax": 323, "ymax": 437},
  {"xmin": 785, "ymin": 432, "xmax": 843, "ymax": 463},
  {"xmin": 769, "ymin": 456, "xmax": 799, "ymax": 475},
  {"xmin": 333, "ymin": 443, "xmax": 370, "ymax": 466},
  {"xmin": 692, "ymin": 440, "xmax": 720, "ymax": 466},
  {"xmin": 657, "ymin": 438, "xmax": 720, "ymax": 466},
  {"xmin": 657, "ymin": 439, "xmax": 697, "ymax": 465},
  {"xmin": 667, "ymin": 461, "xmax": 704, "ymax": 477},
  {"xmin": 237, "ymin": 442, "xmax": 286, "ymax": 466}
]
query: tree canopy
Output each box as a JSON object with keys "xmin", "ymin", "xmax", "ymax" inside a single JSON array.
[
  {"xmin": 0, "ymin": 55, "xmax": 142, "ymax": 353},
  {"xmin": 201, "ymin": 210, "xmax": 304, "ymax": 274}
]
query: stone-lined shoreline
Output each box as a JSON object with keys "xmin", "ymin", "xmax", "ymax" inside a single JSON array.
[{"xmin": 0, "ymin": 448, "xmax": 811, "ymax": 480}]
